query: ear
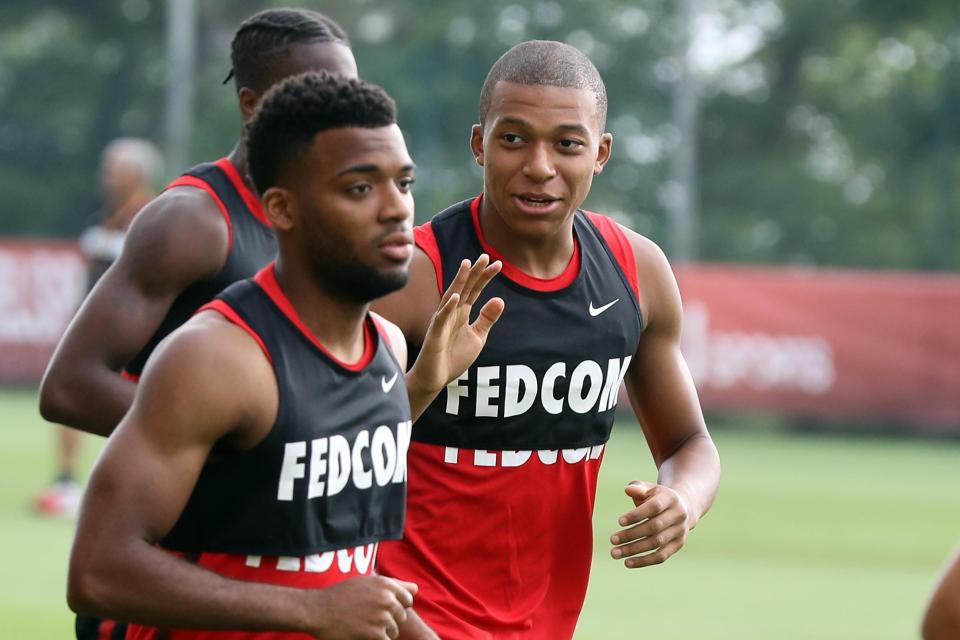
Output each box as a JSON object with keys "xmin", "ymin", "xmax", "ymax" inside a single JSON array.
[
  {"xmin": 594, "ymin": 132, "xmax": 613, "ymax": 176},
  {"xmin": 262, "ymin": 187, "xmax": 296, "ymax": 232},
  {"xmin": 470, "ymin": 124, "xmax": 485, "ymax": 167},
  {"xmin": 238, "ymin": 87, "xmax": 261, "ymax": 122}
]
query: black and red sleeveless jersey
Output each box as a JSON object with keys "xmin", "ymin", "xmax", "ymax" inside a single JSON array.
[
  {"xmin": 377, "ymin": 196, "xmax": 643, "ymax": 640},
  {"xmin": 126, "ymin": 264, "xmax": 411, "ymax": 640},
  {"xmin": 124, "ymin": 158, "xmax": 276, "ymax": 377}
]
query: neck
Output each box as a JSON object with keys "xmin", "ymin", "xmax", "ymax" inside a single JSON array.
[
  {"xmin": 227, "ymin": 143, "xmax": 254, "ymax": 191},
  {"xmin": 273, "ymin": 256, "xmax": 370, "ymax": 363},
  {"xmin": 478, "ymin": 194, "xmax": 576, "ymax": 279}
]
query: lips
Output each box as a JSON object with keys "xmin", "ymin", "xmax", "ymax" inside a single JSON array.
[
  {"xmin": 512, "ymin": 193, "xmax": 562, "ymax": 215},
  {"xmin": 377, "ymin": 231, "xmax": 414, "ymax": 262}
]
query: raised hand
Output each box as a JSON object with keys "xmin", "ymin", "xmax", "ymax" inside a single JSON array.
[
  {"xmin": 309, "ymin": 575, "xmax": 418, "ymax": 640},
  {"xmin": 407, "ymin": 254, "xmax": 504, "ymax": 401},
  {"xmin": 609, "ymin": 480, "xmax": 694, "ymax": 568}
]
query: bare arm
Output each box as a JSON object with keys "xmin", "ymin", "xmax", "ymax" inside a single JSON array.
[
  {"xmin": 924, "ymin": 547, "xmax": 960, "ymax": 640},
  {"xmin": 610, "ymin": 230, "xmax": 720, "ymax": 568},
  {"xmin": 68, "ymin": 314, "xmax": 416, "ymax": 638},
  {"xmin": 39, "ymin": 187, "xmax": 230, "ymax": 436}
]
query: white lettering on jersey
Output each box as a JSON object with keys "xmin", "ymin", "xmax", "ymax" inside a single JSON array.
[
  {"xmin": 444, "ymin": 357, "xmax": 632, "ymax": 418},
  {"xmin": 277, "ymin": 421, "xmax": 411, "ymax": 501},
  {"xmin": 441, "ymin": 444, "xmax": 605, "ymax": 468},
  {"xmin": 247, "ymin": 543, "xmax": 379, "ymax": 575}
]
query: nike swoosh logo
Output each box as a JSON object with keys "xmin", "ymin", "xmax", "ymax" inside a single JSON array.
[
  {"xmin": 589, "ymin": 299, "xmax": 620, "ymax": 317},
  {"xmin": 381, "ymin": 372, "xmax": 399, "ymax": 393}
]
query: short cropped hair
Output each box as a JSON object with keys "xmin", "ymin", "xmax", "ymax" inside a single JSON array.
[
  {"xmin": 479, "ymin": 40, "xmax": 608, "ymax": 131},
  {"xmin": 246, "ymin": 71, "xmax": 397, "ymax": 194},
  {"xmin": 227, "ymin": 8, "xmax": 350, "ymax": 93},
  {"xmin": 103, "ymin": 138, "xmax": 164, "ymax": 183}
]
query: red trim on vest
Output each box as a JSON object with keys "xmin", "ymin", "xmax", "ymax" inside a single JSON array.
[
  {"xmin": 413, "ymin": 222, "xmax": 443, "ymax": 294},
  {"xmin": 214, "ymin": 157, "xmax": 271, "ymax": 228},
  {"xmin": 165, "ymin": 175, "xmax": 234, "ymax": 252},
  {"xmin": 120, "ymin": 369, "xmax": 140, "ymax": 383},
  {"xmin": 96, "ymin": 619, "xmax": 115, "ymax": 640},
  {"xmin": 253, "ymin": 264, "xmax": 376, "ymax": 372},
  {"xmin": 470, "ymin": 195, "xmax": 581, "ymax": 292},
  {"xmin": 198, "ymin": 299, "xmax": 274, "ymax": 365},
  {"xmin": 585, "ymin": 211, "xmax": 640, "ymax": 303}
]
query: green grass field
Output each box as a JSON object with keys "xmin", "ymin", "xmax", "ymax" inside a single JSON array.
[{"xmin": 2, "ymin": 388, "xmax": 957, "ymax": 639}]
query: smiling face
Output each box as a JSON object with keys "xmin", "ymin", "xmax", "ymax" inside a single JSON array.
[
  {"xmin": 265, "ymin": 124, "xmax": 416, "ymax": 303},
  {"xmin": 471, "ymin": 81, "xmax": 612, "ymax": 240}
]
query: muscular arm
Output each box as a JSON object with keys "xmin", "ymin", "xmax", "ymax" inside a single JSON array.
[
  {"xmin": 68, "ymin": 314, "xmax": 415, "ymax": 637},
  {"xmin": 610, "ymin": 230, "xmax": 720, "ymax": 568},
  {"xmin": 924, "ymin": 547, "xmax": 960, "ymax": 639},
  {"xmin": 39, "ymin": 187, "xmax": 230, "ymax": 436}
]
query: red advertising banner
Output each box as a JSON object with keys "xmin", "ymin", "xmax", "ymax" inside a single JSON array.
[
  {"xmin": 676, "ymin": 265, "xmax": 960, "ymax": 430},
  {"xmin": 0, "ymin": 240, "xmax": 86, "ymax": 384}
]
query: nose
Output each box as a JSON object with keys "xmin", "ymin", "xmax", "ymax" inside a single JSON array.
[
  {"xmin": 522, "ymin": 142, "xmax": 557, "ymax": 183},
  {"xmin": 379, "ymin": 180, "xmax": 413, "ymax": 224}
]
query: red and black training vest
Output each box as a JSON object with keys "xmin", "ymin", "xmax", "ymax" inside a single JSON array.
[
  {"xmin": 124, "ymin": 158, "xmax": 276, "ymax": 377},
  {"xmin": 377, "ymin": 196, "xmax": 643, "ymax": 640},
  {"xmin": 127, "ymin": 265, "xmax": 411, "ymax": 640}
]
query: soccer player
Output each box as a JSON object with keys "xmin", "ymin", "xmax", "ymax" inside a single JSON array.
[
  {"xmin": 923, "ymin": 548, "xmax": 960, "ymax": 639},
  {"xmin": 39, "ymin": 8, "xmax": 358, "ymax": 436},
  {"xmin": 68, "ymin": 72, "xmax": 503, "ymax": 640},
  {"xmin": 40, "ymin": 9, "xmax": 359, "ymax": 639},
  {"xmin": 34, "ymin": 137, "xmax": 162, "ymax": 518},
  {"xmin": 372, "ymin": 40, "xmax": 721, "ymax": 638}
]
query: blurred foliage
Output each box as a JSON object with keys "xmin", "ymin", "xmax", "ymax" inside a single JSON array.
[{"xmin": 0, "ymin": 0, "xmax": 957, "ymax": 269}]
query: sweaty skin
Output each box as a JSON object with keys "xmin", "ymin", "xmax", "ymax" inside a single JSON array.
[
  {"xmin": 39, "ymin": 41, "xmax": 359, "ymax": 437},
  {"xmin": 374, "ymin": 80, "xmax": 720, "ymax": 573}
]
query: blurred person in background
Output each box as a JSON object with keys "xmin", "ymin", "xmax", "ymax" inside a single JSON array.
[
  {"xmin": 33, "ymin": 136, "xmax": 162, "ymax": 518},
  {"xmin": 923, "ymin": 548, "xmax": 960, "ymax": 639},
  {"xmin": 372, "ymin": 40, "xmax": 720, "ymax": 638},
  {"xmin": 38, "ymin": 8, "xmax": 358, "ymax": 640}
]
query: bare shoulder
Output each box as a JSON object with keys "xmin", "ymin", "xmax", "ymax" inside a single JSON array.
[
  {"xmin": 371, "ymin": 247, "xmax": 441, "ymax": 346},
  {"xmin": 615, "ymin": 224, "xmax": 681, "ymax": 333},
  {"xmin": 135, "ymin": 310, "xmax": 276, "ymax": 441},
  {"xmin": 115, "ymin": 185, "xmax": 231, "ymax": 294}
]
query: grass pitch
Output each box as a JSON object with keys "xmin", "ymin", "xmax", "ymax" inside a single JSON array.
[{"xmin": 1, "ymin": 388, "xmax": 957, "ymax": 639}]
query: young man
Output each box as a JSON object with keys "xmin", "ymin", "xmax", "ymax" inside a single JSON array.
[
  {"xmin": 40, "ymin": 10, "xmax": 359, "ymax": 639},
  {"xmin": 40, "ymin": 8, "xmax": 358, "ymax": 436},
  {"xmin": 924, "ymin": 548, "xmax": 960, "ymax": 639},
  {"xmin": 372, "ymin": 40, "xmax": 721, "ymax": 638},
  {"xmin": 34, "ymin": 137, "xmax": 162, "ymax": 518},
  {"xmin": 68, "ymin": 72, "xmax": 503, "ymax": 640}
]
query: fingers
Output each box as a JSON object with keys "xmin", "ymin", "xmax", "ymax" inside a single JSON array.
[
  {"xmin": 624, "ymin": 480, "xmax": 656, "ymax": 507},
  {"xmin": 461, "ymin": 258, "xmax": 501, "ymax": 306},
  {"xmin": 620, "ymin": 538, "xmax": 685, "ymax": 569},
  {"xmin": 440, "ymin": 258, "xmax": 473, "ymax": 306},
  {"xmin": 395, "ymin": 579, "xmax": 419, "ymax": 597},
  {"xmin": 611, "ymin": 521, "xmax": 687, "ymax": 560},
  {"xmin": 386, "ymin": 578, "xmax": 417, "ymax": 608},
  {"xmin": 618, "ymin": 485, "xmax": 670, "ymax": 526},
  {"xmin": 470, "ymin": 297, "xmax": 505, "ymax": 337}
]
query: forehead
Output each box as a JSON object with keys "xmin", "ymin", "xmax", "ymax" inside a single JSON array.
[
  {"xmin": 304, "ymin": 124, "xmax": 412, "ymax": 176},
  {"xmin": 266, "ymin": 41, "xmax": 358, "ymax": 83},
  {"xmin": 486, "ymin": 81, "xmax": 600, "ymax": 133}
]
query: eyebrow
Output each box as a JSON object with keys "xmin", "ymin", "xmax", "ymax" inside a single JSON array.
[
  {"xmin": 334, "ymin": 162, "xmax": 416, "ymax": 178},
  {"xmin": 497, "ymin": 117, "xmax": 591, "ymax": 137}
]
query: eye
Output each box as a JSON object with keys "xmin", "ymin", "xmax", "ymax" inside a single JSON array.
[
  {"xmin": 558, "ymin": 139, "xmax": 585, "ymax": 150},
  {"xmin": 398, "ymin": 176, "xmax": 416, "ymax": 191},
  {"xmin": 347, "ymin": 183, "xmax": 372, "ymax": 195},
  {"xmin": 502, "ymin": 133, "xmax": 525, "ymax": 144}
]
